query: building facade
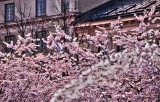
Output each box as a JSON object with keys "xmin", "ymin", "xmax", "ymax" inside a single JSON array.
[
  {"xmin": 0, "ymin": 0, "xmax": 108, "ymax": 52},
  {"xmin": 75, "ymin": 0, "xmax": 160, "ymax": 33},
  {"xmin": 0, "ymin": 0, "xmax": 78, "ymax": 23},
  {"xmin": 74, "ymin": 0, "xmax": 160, "ymax": 51},
  {"xmin": 0, "ymin": 0, "xmax": 108, "ymax": 23}
]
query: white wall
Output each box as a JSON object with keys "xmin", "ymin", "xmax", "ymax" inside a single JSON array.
[
  {"xmin": 47, "ymin": 0, "xmax": 78, "ymax": 15},
  {"xmin": 47, "ymin": 0, "xmax": 62, "ymax": 16},
  {"xmin": 14, "ymin": 0, "xmax": 36, "ymax": 19},
  {"xmin": 0, "ymin": 0, "xmax": 68, "ymax": 23},
  {"xmin": 0, "ymin": 0, "xmax": 79, "ymax": 23}
]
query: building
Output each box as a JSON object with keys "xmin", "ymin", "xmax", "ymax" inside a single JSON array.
[
  {"xmin": 75, "ymin": 0, "xmax": 160, "ymax": 32},
  {"xmin": 74, "ymin": 0, "xmax": 160, "ymax": 51},
  {"xmin": 78, "ymin": 0, "xmax": 110, "ymax": 13},
  {"xmin": 2, "ymin": 0, "xmax": 159, "ymax": 53},
  {"xmin": 0, "ymin": 0, "xmax": 108, "ymax": 52}
]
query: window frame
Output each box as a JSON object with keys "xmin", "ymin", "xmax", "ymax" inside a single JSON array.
[
  {"xmin": 4, "ymin": 35, "xmax": 16, "ymax": 53},
  {"xmin": 5, "ymin": 3, "xmax": 15, "ymax": 22},
  {"xmin": 35, "ymin": 30, "xmax": 47, "ymax": 52},
  {"xmin": 36, "ymin": 0, "xmax": 46, "ymax": 17}
]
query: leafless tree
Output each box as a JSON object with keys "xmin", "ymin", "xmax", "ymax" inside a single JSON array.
[
  {"xmin": 0, "ymin": 0, "xmax": 41, "ymax": 53},
  {"xmin": 50, "ymin": 0, "xmax": 78, "ymax": 34}
]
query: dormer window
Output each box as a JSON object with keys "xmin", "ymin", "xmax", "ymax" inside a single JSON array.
[{"xmin": 36, "ymin": 0, "xmax": 46, "ymax": 16}]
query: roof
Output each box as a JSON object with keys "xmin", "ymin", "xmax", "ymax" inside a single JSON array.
[{"xmin": 73, "ymin": 0, "xmax": 160, "ymax": 25}]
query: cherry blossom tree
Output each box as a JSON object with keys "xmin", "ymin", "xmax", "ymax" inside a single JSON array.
[
  {"xmin": 0, "ymin": 3, "xmax": 159, "ymax": 102},
  {"xmin": 0, "ymin": 23, "xmax": 100, "ymax": 101},
  {"xmin": 51, "ymin": 5, "xmax": 160, "ymax": 102}
]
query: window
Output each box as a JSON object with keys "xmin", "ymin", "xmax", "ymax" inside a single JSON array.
[
  {"xmin": 61, "ymin": 0, "xmax": 69, "ymax": 13},
  {"xmin": 36, "ymin": 0, "xmax": 46, "ymax": 16},
  {"xmin": 75, "ymin": 0, "xmax": 78, "ymax": 12},
  {"xmin": 36, "ymin": 30, "xmax": 47, "ymax": 52},
  {"xmin": 116, "ymin": 45, "xmax": 124, "ymax": 52},
  {"xmin": 5, "ymin": 35, "xmax": 16, "ymax": 53},
  {"xmin": 5, "ymin": 3, "xmax": 15, "ymax": 22}
]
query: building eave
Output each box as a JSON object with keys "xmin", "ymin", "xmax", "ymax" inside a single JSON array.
[{"xmin": 73, "ymin": 0, "xmax": 160, "ymax": 26}]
